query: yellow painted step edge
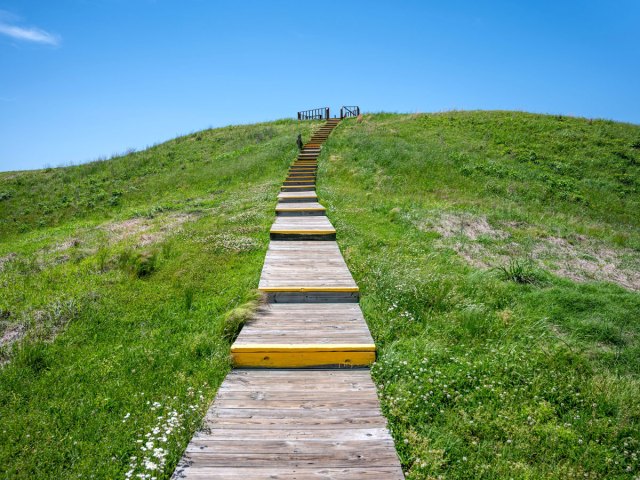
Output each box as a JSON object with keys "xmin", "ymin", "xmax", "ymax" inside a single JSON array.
[
  {"xmin": 258, "ymin": 286, "xmax": 359, "ymax": 292},
  {"xmin": 232, "ymin": 351, "xmax": 375, "ymax": 368},
  {"xmin": 231, "ymin": 344, "xmax": 376, "ymax": 353},
  {"xmin": 270, "ymin": 229, "xmax": 336, "ymax": 234},
  {"xmin": 277, "ymin": 195, "xmax": 317, "ymax": 199}
]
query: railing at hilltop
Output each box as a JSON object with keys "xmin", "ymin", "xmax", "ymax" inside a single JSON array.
[
  {"xmin": 340, "ymin": 106, "xmax": 360, "ymax": 119},
  {"xmin": 298, "ymin": 107, "xmax": 330, "ymax": 120}
]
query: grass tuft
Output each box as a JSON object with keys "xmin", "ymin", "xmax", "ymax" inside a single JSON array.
[
  {"xmin": 118, "ymin": 249, "xmax": 158, "ymax": 278},
  {"xmin": 494, "ymin": 258, "xmax": 547, "ymax": 285},
  {"xmin": 220, "ymin": 292, "xmax": 264, "ymax": 343}
]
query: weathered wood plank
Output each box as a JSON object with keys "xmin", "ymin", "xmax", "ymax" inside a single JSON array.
[
  {"xmin": 173, "ymin": 370, "xmax": 402, "ymax": 479},
  {"xmin": 258, "ymin": 241, "xmax": 358, "ymax": 291},
  {"xmin": 173, "ymin": 466, "xmax": 405, "ymax": 479}
]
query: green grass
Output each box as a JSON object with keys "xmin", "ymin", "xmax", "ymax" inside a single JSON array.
[
  {"xmin": 0, "ymin": 119, "xmax": 319, "ymax": 478},
  {"xmin": 318, "ymin": 112, "xmax": 640, "ymax": 479},
  {"xmin": 2, "ymin": 111, "xmax": 640, "ymax": 479}
]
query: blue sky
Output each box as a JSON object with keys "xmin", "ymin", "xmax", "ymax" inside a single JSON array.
[{"xmin": 1, "ymin": 1, "xmax": 639, "ymax": 172}]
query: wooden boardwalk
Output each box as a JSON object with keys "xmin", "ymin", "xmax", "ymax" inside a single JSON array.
[
  {"xmin": 172, "ymin": 370, "xmax": 404, "ymax": 480},
  {"xmin": 173, "ymin": 119, "xmax": 403, "ymax": 479}
]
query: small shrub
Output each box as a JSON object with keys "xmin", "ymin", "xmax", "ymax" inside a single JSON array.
[
  {"xmin": 0, "ymin": 191, "xmax": 13, "ymax": 201},
  {"xmin": 108, "ymin": 190, "xmax": 122, "ymax": 206},
  {"xmin": 118, "ymin": 249, "xmax": 158, "ymax": 278},
  {"xmin": 495, "ymin": 259, "xmax": 546, "ymax": 285}
]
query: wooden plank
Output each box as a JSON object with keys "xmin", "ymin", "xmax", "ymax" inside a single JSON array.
[
  {"xmin": 278, "ymin": 191, "xmax": 317, "ymax": 201},
  {"xmin": 211, "ymin": 398, "xmax": 381, "ymax": 409},
  {"xmin": 231, "ymin": 351, "xmax": 375, "ymax": 368},
  {"xmin": 232, "ymin": 344, "xmax": 375, "ymax": 352},
  {"xmin": 190, "ymin": 427, "xmax": 393, "ymax": 441},
  {"xmin": 281, "ymin": 185, "xmax": 316, "ymax": 191},
  {"xmin": 173, "ymin": 466, "xmax": 405, "ymax": 479},
  {"xmin": 270, "ymin": 216, "xmax": 336, "ymax": 235},
  {"xmin": 259, "ymin": 241, "xmax": 358, "ymax": 291},
  {"xmin": 276, "ymin": 206, "xmax": 325, "ymax": 217}
]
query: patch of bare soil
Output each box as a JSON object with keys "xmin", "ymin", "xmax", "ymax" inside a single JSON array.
[
  {"xmin": 134, "ymin": 213, "xmax": 195, "ymax": 247},
  {"xmin": 0, "ymin": 322, "xmax": 25, "ymax": 348},
  {"xmin": 423, "ymin": 212, "xmax": 640, "ymax": 291},
  {"xmin": 0, "ymin": 253, "xmax": 17, "ymax": 273},
  {"xmin": 102, "ymin": 213, "xmax": 196, "ymax": 246},
  {"xmin": 532, "ymin": 236, "xmax": 640, "ymax": 291},
  {"xmin": 102, "ymin": 218, "xmax": 151, "ymax": 242},
  {"xmin": 431, "ymin": 213, "xmax": 509, "ymax": 241},
  {"xmin": 198, "ymin": 233, "xmax": 258, "ymax": 253},
  {"xmin": 52, "ymin": 238, "xmax": 81, "ymax": 252}
]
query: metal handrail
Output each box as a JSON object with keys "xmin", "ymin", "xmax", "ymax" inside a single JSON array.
[
  {"xmin": 340, "ymin": 106, "xmax": 360, "ymax": 119},
  {"xmin": 297, "ymin": 107, "xmax": 330, "ymax": 121}
]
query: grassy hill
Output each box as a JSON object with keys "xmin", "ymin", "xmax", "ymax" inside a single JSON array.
[{"xmin": 1, "ymin": 112, "xmax": 639, "ymax": 479}]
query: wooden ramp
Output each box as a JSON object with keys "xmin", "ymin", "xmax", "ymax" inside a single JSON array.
[{"xmin": 173, "ymin": 118, "xmax": 404, "ymax": 479}]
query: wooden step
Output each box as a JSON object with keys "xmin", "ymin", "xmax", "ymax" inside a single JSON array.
[
  {"xmin": 278, "ymin": 191, "xmax": 318, "ymax": 203},
  {"xmin": 285, "ymin": 175, "xmax": 316, "ymax": 180},
  {"xmin": 281, "ymin": 185, "xmax": 315, "ymax": 192},
  {"xmin": 276, "ymin": 201, "xmax": 325, "ymax": 216},
  {"xmin": 232, "ymin": 304, "xmax": 375, "ymax": 367},
  {"xmin": 258, "ymin": 241, "xmax": 358, "ymax": 302},
  {"xmin": 270, "ymin": 216, "xmax": 335, "ymax": 240},
  {"xmin": 285, "ymin": 177, "xmax": 316, "ymax": 182},
  {"xmin": 173, "ymin": 369, "xmax": 403, "ymax": 478},
  {"xmin": 283, "ymin": 181, "xmax": 315, "ymax": 187}
]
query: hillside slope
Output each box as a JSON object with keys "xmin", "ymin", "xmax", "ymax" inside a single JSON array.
[
  {"xmin": 1, "ymin": 111, "xmax": 639, "ymax": 479},
  {"xmin": 0, "ymin": 119, "xmax": 319, "ymax": 478},
  {"xmin": 319, "ymin": 112, "xmax": 640, "ymax": 479}
]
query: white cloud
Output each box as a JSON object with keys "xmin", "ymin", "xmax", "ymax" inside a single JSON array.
[{"xmin": 0, "ymin": 11, "xmax": 60, "ymax": 46}]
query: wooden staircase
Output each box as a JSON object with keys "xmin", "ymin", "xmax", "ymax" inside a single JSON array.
[{"xmin": 173, "ymin": 119, "xmax": 404, "ymax": 479}]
